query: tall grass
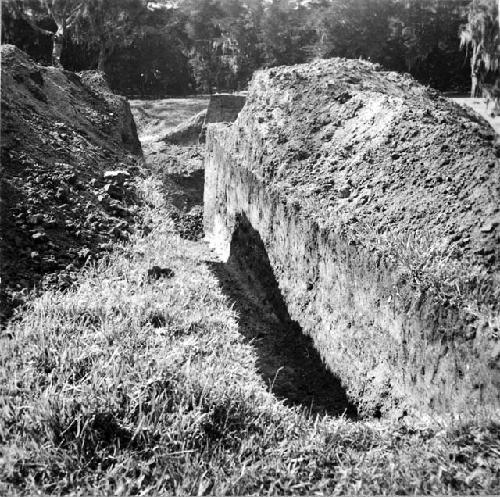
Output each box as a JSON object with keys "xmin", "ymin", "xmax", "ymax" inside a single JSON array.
[{"xmin": 1, "ymin": 177, "xmax": 499, "ymax": 495}]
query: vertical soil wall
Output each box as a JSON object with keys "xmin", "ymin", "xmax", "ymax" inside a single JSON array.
[
  {"xmin": 205, "ymin": 94, "xmax": 247, "ymax": 125},
  {"xmin": 204, "ymin": 59, "xmax": 500, "ymax": 416}
]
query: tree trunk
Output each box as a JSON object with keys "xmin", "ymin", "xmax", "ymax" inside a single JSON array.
[
  {"xmin": 52, "ymin": 26, "xmax": 64, "ymax": 67},
  {"xmin": 97, "ymin": 48, "xmax": 106, "ymax": 72},
  {"xmin": 471, "ymin": 72, "xmax": 479, "ymax": 98},
  {"xmin": 470, "ymin": 45, "xmax": 481, "ymax": 98},
  {"xmin": 97, "ymin": 46, "xmax": 113, "ymax": 74}
]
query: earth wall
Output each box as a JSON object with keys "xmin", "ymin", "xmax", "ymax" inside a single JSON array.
[
  {"xmin": 204, "ymin": 58, "xmax": 500, "ymax": 416},
  {"xmin": 205, "ymin": 94, "xmax": 247, "ymax": 126}
]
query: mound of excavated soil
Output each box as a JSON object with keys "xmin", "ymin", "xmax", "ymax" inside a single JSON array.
[
  {"xmin": 163, "ymin": 109, "xmax": 207, "ymax": 145},
  {"xmin": 0, "ymin": 45, "xmax": 142, "ymax": 323},
  {"xmin": 205, "ymin": 58, "xmax": 500, "ymax": 415},
  {"xmin": 230, "ymin": 60, "xmax": 499, "ymax": 270}
]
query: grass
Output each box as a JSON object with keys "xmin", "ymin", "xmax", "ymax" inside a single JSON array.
[
  {"xmin": 1, "ymin": 174, "xmax": 500, "ymax": 495},
  {"xmin": 129, "ymin": 98, "xmax": 209, "ymax": 147}
]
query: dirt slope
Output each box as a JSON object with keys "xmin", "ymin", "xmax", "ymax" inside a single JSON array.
[
  {"xmin": 205, "ymin": 58, "xmax": 500, "ymax": 415},
  {"xmin": 229, "ymin": 59, "xmax": 499, "ymax": 270},
  {"xmin": 0, "ymin": 45, "xmax": 142, "ymax": 323}
]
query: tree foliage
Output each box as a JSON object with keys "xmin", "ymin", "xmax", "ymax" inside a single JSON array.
[
  {"xmin": 1, "ymin": 0, "xmax": 491, "ymax": 96},
  {"xmin": 460, "ymin": 0, "xmax": 500, "ymax": 96}
]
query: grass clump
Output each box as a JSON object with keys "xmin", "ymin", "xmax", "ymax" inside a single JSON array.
[{"xmin": 1, "ymin": 177, "xmax": 500, "ymax": 495}]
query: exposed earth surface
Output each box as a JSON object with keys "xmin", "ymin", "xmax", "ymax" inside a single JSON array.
[{"xmin": 0, "ymin": 45, "xmax": 142, "ymax": 323}]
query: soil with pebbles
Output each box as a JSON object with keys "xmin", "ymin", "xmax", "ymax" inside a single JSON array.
[
  {"xmin": 0, "ymin": 46, "xmax": 142, "ymax": 324},
  {"xmin": 233, "ymin": 59, "xmax": 500, "ymax": 274}
]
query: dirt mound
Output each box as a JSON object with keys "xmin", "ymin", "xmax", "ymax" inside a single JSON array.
[
  {"xmin": 78, "ymin": 70, "xmax": 142, "ymax": 155},
  {"xmin": 162, "ymin": 95, "xmax": 246, "ymax": 146},
  {"xmin": 231, "ymin": 60, "xmax": 499, "ymax": 268},
  {"xmin": 163, "ymin": 109, "xmax": 207, "ymax": 145},
  {"xmin": 205, "ymin": 58, "xmax": 500, "ymax": 416},
  {"xmin": 0, "ymin": 45, "xmax": 142, "ymax": 323}
]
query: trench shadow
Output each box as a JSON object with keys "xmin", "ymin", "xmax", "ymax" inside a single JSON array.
[
  {"xmin": 208, "ymin": 214, "xmax": 358, "ymax": 419},
  {"xmin": 164, "ymin": 169, "xmax": 205, "ymax": 211}
]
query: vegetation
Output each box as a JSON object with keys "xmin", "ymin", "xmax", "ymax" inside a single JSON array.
[
  {"xmin": 2, "ymin": 0, "xmax": 491, "ymax": 95},
  {"xmin": 1, "ymin": 171, "xmax": 500, "ymax": 495},
  {"xmin": 460, "ymin": 0, "xmax": 500, "ymax": 97}
]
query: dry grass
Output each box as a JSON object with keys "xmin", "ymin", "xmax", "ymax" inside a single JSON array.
[{"xmin": 1, "ymin": 175, "xmax": 500, "ymax": 495}]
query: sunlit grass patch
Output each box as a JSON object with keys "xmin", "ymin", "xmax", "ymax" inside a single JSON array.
[{"xmin": 129, "ymin": 97, "xmax": 209, "ymax": 146}]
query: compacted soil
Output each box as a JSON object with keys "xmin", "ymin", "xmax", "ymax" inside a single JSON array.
[{"xmin": 204, "ymin": 59, "xmax": 500, "ymax": 416}]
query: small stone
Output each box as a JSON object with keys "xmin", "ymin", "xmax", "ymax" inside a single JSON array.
[
  {"xmin": 338, "ymin": 186, "xmax": 351, "ymax": 198},
  {"xmin": 480, "ymin": 221, "xmax": 499, "ymax": 233},
  {"xmin": 478, "ymin": 128, "xmax": 495, "ymax": 141},
  {"xmin": 104, "ymin": 170, "xmax": 130, "ymax": 185},
  {"xmin": 45, "ymin": 218, "xmax": 58, "ymax": 228},
  {"xmin": 104, "ymin": 183, "xmax": 123, "ymax": 199},
  {"xmin": 32, "ymin": 232, "xmax": 47, "ymax": 241},
  {"xmin": 28, "ymin": 213, "xmax": 44, "ymax": 225}
]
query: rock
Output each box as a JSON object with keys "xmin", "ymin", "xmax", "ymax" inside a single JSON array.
[
  {"xmin": 103, "ymin": 183, "xmax": 123, "ymax": 200},
  {"xmin": 27, "ymin": 213, "xmax": 44, "ymax": 225},
  {"xmin": 338, "ymin": 186, "xmax": 351, "ymax": 198},
  {"xmin": 147, "ymin": 266, "xmax": 174, "ymax": 281},
  {"xmin": 480, "ymin": 220, "xmax": 499, "ymax": 233},
  {"xmin": 103, "ymin": 170, "xmax": 131, "ymax": 184},
  {"xmin": 31, "ymin": 232, "xmax": 47, "ymax": 241}
]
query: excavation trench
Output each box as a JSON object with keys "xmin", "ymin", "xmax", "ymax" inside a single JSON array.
[
  {"xmin": 158, "ymin": 153, "xmax": 355, "ymax": 416},
  {"xmin": 209, "ymin": 213, "xmax": 357, "ymax": 417},
  {"xmin": 139, "ymin": 94, "xmax": 357, "ymax": 417}
]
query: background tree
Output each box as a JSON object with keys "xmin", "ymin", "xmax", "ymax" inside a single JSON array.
[
  {"xmin": 1, "ymin": 0, "xmax": 480, "ymax": 96},
  {"xmin": 74, "ymin": 0, "xmax": 148, "ymax": 73},
  {"xmin": 104, "ymin": 4, "xmax": 192, "ymax": 96},
  {"xmin": 2, "ymin": 0, "xmax": 57, "ymax": 64},
  {"xmin": 213, "ymin": 0, "xmax": 265, "ymax": 89},
  {"xmin": 310, "ymin": 0, "xmax": 400, "ymax": 63},
  {"xmin": 44, "ymin": 0, "xmax": 84, "ymax": 66},
  {"xmin": 260, "ymin": 0, "xmax": 313, "ymax": 67},
  {"xmin": 179, "ymin": 0, "xmax": 229, "ymax": 92},
  {"xmin": 392, "ymin": 0, "xmax": 471, "ymax": 91},
  {"xmin": 460, "ymin": 0, "xmax": 499, "ymax": 97}
]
